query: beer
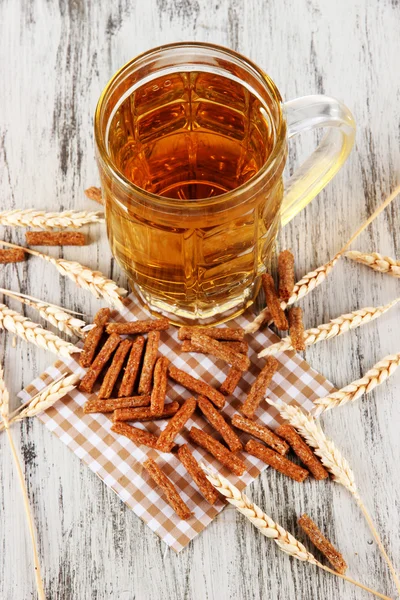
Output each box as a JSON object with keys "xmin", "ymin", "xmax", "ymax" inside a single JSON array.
[{"xmin": 104, "ymin": 70, "xmax": 283, "ymax": 321}]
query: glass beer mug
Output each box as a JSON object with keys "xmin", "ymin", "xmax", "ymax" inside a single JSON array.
[{"xmin": 95, "ymin": 42, "xmax": 355, "ymax": 324}]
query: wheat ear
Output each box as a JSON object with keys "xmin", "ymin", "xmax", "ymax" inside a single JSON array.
[
  {"xmin": 269, "ymin": 401, "xmax": 400, "ymax": 596},
  {"xmin": 346, "ymin": 251, "xmax": 400, "ymax": 278},
  {"xmin": 0, "ymin": 288, "xmax": 87, "ymax": 338},
  {"xmin": 259, "ymin": 298, "xmax": 400, "ymax": 357},
  {"xmin": 203, "ymin": 467, "xmax": 391, "ymax": 600},
  {"xmin": 0, "ymin": 373, "xmax": 80, "ymax": 433},
  {"xmin": 14, "ymin": 373, "xmax": 79, "ymax": 420},
  {"xmin": 313, "ymin": 352, "xmax": 400, "ymax": 415},
  {"xmin": 0, "ymin": 302, "xmax": 81, "ymax": 356},
  {"xmin": 0, "ymin": 367, "xmax": 45, "ymax": 599},
  {"xmin": 245, "ymin": 183, "xmax": 400, "ymax": 334},
  {"xmin": 0, "ymin": 240, "xmax": 128, "ymax": 309},
  {"xmin": 0, "ymin": 209, "xmax": 104, "ymax": 229}
]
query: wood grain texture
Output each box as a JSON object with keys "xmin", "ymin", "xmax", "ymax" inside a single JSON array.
[{"xmin": 1, "ymin": 0, "xmax": 400, "ymax": 598}]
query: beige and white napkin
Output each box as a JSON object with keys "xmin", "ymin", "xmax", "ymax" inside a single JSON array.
[{"xmin": 20, "ymin": 297, "xmax": 334, "ymax": 552}]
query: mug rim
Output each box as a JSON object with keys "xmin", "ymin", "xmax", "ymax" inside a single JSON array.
[{"xmin": 94, "ymin": 41, "xmax": 287, "ymax": 210}]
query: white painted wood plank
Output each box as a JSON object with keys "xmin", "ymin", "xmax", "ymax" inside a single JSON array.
[{"xmin": 0, "ymin": 0, "xmax": 399, "ymax": 598}]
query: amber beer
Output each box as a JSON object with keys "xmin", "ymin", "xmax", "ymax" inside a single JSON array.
[
  {"xmin": 95, "ymin": 43, "xmax": 355, "ymax": 324},
  {"xmin": 105, "ymin": 70, "xmax": 283, "ymax": 321}
]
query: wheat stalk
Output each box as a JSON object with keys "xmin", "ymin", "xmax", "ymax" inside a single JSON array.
[
  {"xmin": 0, "ymin": 367, "xmax": 46, "ymax": 599},
  {"xmin": 258, "ymin": 298, "xmax": 400, "ymax": 357},
  {"xmin": 313, "ymin": 352, "xmax": 400, "ymax": 415},
  {"xmin": 0, "ymin": 209, "xmax": 104, "ymax": 229},
  {"xmin": 0, "ymin": 240, "xmax": 128, "ymax": 309},
  {"xmin": 269, "ymin": 401, "xmax": 400, "ymax": 595},
  {"xmin": 245, "ymin": 184, "xmax": 400, "ymax": 334},
  {"xmin": 0, "ymin": 288, "xmax": 87, "ymax": 338},
  {"xmin": 203, "ymin": 467, "xmax": 391, "ymax": 600},
  {"xmin": 0, "ymin": 302, "xmax": 82, "ymax": 357},
  {"xmin": 0, "ymin": 364, "xmax": 10, "ymax": 422},
  {"xmin": 346, "ymin": 251, "xmax": 400, "ymax": 278}
]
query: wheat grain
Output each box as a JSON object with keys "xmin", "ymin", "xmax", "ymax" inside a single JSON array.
[
  {"xmin": 205, "ymin": 467, "xmax": 318, "ymax": 560},
  {"xmin": 245, "ymin": 183, "xmax": 400, "ymax": 334},
  {"xmin": 47, "ymin": 256, "xmax": 127, "ymax": 309},
  {"xmin": 346, "ymin": 250, "xmax": 400, "ymax": 277},
  {"xmin": 203, "ymin": 467, "xmax": 391, "ymax": 600},
  {"xmin": 0, "ymin": 373, "xmax": 78, "ymax": 430},
  {"xmin": 269, "ymin": 402, "xmax": 359, "ymax": 495},
  {"xmin": 12, "ymin": 373, "xmax": 79, "ymax": 421},
  {"xmin": 259, "ymin": 299, "xmax": 399, "ymax": 357},
  {"xmin": 0, "ymin": 240, "xmax": 128, "ymax": 308},
  {"xmin": 0, "ymin": 303, "xmax": 82, "ymax": 356},
  {"xmin": 268, "ymin": 402, "xmax": 400, "ymax": 595},
  {"xmin": 288, "ymin": 254, "xmax": 342, "ymax": 304},
  {"xmin": 0, "ymin": 288, "xmax": 87, "ymax": 337},
  {"xmin": 0, "ymin": 373, "xmax": 64, "ymax": 430},
  {"xmin": 0, "ymin": 209, "xmax": 104, "ymax": 229},
  {"xmin": 31, "ymin": 302, "xmax": 87, "ymax": 337},
  {"xmin": 313, "ymin": 352, "xmax": 400, "ymax": 415},
  {"xmin": 244, "ymin": 308, "xmax": 271, "ymax": 334}
]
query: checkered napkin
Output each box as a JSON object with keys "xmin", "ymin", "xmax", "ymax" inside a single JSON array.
[{"xmin": 19, "ymin": 297, "xmax": 335, "ymax": 553}]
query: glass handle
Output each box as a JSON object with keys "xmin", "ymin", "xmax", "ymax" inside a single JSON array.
[{"xmin": 281, "ymin": 95, "xmax": 356, "ymax": 227}]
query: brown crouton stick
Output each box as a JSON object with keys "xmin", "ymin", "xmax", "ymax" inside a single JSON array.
[
  {"xmin": 177, "ymin": 444, "xmax": 219, "ymax": 505},
  {"xmin": 150, "ymin": 356, "xmax": 169, "ymax": 416},
  {"xmin": 0, "ymin": 248, "xmax": 26, "ymax": 263},
  {"xmin": 168, "ymin": 365, "xmax": 225, "ymax": 409},
  {"xmin": 246, "ymin": 439, "xmax": 309, "ymax": 482},
  {"xmin": 275, "ymin": 424, "xmax": 328, "ymax": 479},
  {"xmin": 111, "ymin": 423, "xmax": 160, "ymax": 449},
  {"xmin": 241, "ymin": 357, "xmax": 278, "ymax": 418},
  {"xmin": 143, "ymin": 458, "xmax": 192, "ymax": 520},
  {"xmin": 178, "ymin": 326, "xmax": 245, "ymax": 341},
  {"xmin": 79, "ymin": 307, "xmax": 111, "ymax": 368},
  {"xmin": 197, "ymin": 396, "xmax": 243, "ymax": 452},
  {"xmin": 219, "ymin": 368, "xmax": 243, "ymax": 396},
  {"xmin": 84, "ymin": 186, "xmax": 103, "ymax": 204},
  {"xmin": 118, "ymin": 336, "xmax": 145, "ymax": 397},
  {"xmin": 105, "ymin": 317, "xmax": 169, "ymax": 335},
  {"xmin": 181, "ymin": 340, "xmax": 248, "ymax": 354},
  {"xmin": 25, "ymin": 231, "xmax": 86, "ymax": 246},
  {"xmin": 288, "ymin": 307, "xmax": 306, "ymax": 351},
  {"xmin": 113, "ymin": 401, "xmax": 179, "ymax": 422},
  {"xmin": 298, "ymin": 514, "xmax": 348, "ymax": 573},
  {"xmin": 79, "ymin": 333, "xmax": 121, "ymax": 393},
  {"xmin": 156, "ymin": 397, "xmax": 197, "ymax": 452},
  {"xmin": 138, "ymin": 330, "xmax": 160, "ymax": 394},
  {"xmin": 189, "ymin": 427, "xmax": 246, "ymax": 476},
  {"xmin": 98, "ymin": 338, "xmax": 132, "ymax": 399},
  {"xmin": 262, "ymin": 273, "xmax": 288, "ymax": 330},
  {"xmin": 83, "ymin": 395, "xmax": 150, "ymax": 414},
  {"xmin": 232, "ymin": 414, "xmax": 289, "ymax": 455},
  {"xmin": 278, "ymin": 250, "xmax": 295, "ymax": 303},
  {"xmin": 190, "ymin": 332, "xmax": 250, "ymax": 371}
]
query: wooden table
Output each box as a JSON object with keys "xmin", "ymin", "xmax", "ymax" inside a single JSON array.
[{"xmin": 1, "ymin": 1, "xmax": 399, "ymax": 598}]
